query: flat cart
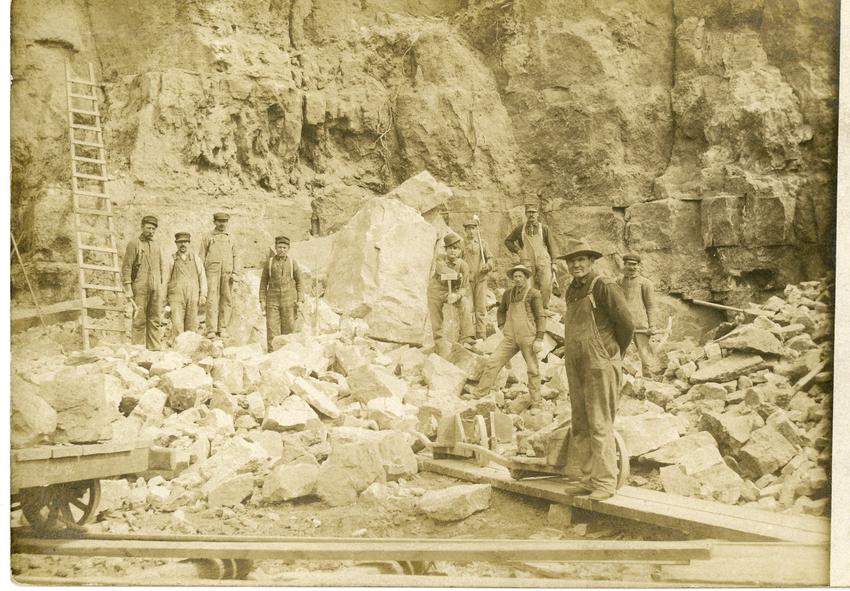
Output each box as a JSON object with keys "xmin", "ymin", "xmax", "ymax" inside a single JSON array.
[{"xmin": 11, "ymin": 439, "xmax": 151, "ymax": 530}]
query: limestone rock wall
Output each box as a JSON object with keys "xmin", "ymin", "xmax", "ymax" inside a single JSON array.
[{"xmin": 10, "ymin": 0, "xmax": 837, "ymax": 307}]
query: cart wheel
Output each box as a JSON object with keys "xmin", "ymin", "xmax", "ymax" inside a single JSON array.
[
  {"xmin": 614, "ymin": 432, "xmax": 630, "ymax": 490},
  {"xmin": 21, "ymin": 480, "xmax": 102, "ymax": 531}
]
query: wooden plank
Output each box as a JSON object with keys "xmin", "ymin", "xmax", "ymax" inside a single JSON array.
[
  {"xmin": 11, "ymin": 537, "xmax": 711, "ymax": 563},
  {"xmin": 419, "ymin": 457, "xmax": 829, "ymax": 544},
  {"xmin": 68, "ymin": 78, "xmax": 98, "ymax": 86},
  {"xmin": 83, "ymin": 303, "xmax": 125, "ymax": 312},
  {"xmin": 11, "ymin": 447, "xmax": 53, "ymax": 462},
  {"xmin": 80, "ymin": 262, "xmax": 120, "ymax": 272},
  {"xmin": 69, "ymin": 92, "xmax": 96, "ymax": 100},
  {"xmin": 656, "ymin": 542, "xmax": 829, "ymax": 586},
  {"xmin": 72, "ymin": 155, "xmax": 106, "ymax": 164},
  {"xmin": 50, "ymin": 446, "xmax": 84, "ymax": 459},
  {"xmin": 71, "ymin": 108, "xmax": 100, "ymax": 117},
  {"xmin": 71, "ymin": 139, "xmax": 105, "ymax": 148},
  {"xmin": 11, "ymin": 447, "xmax": 150, "ymax": 490},
  {"xmin": 75, "ymin": 208, "xmax": 112, "ymax": 218},
  {"xmin": 73, "ymin": 172, "xmax": 108, "ymax": 181},
  {"xmin": 79, "ymin": 244, "xmax": 117, "ymax": 253},
  {"xmin": 81, "ymin": 283, "xmax": 125, "ymax": 292}
]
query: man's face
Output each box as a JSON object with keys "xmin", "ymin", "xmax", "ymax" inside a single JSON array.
[
  {"xmin": 275, "ymin": 243, "xmax": 289, "ymax": 257},
  {"xmin": 464, "ymin": 226, "xmax": 476, "ymax": 240},
  {"xmin": 567, "ymin": 255, "xmax": 594, "ymax": 279},
  {"xmin": 624, "ymin": 260, "xmax": 639, "ymax": 277},
  {"xmin": 176, "ymin": 241, "xmax": 189, "ymax": 253},
  {"xmin": 214, "ymin": 220, "xmax": 227, "ymax": 232},
  {"xmin": 512, "ymin": 271, "xmax": 528, "ymax": 288},
  {"xmin": 525, "ymin": 208, "xmax": 539, "ymax": 224},
  {"xmin": 141, "ymin": 222, "xmax": 156, "ymax": 240},
  {"xmin": 446, "ymin": 244, "xmax": 461, "ymax": 260}
]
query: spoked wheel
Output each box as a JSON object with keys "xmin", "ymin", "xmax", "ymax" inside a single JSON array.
[
  {"xmin": 21, "ymin": 480, "xmax": 102, "ymax": 531},
  {"xmin": 614, "ymin": 432, "xmax": 630, "ymax": 490}
]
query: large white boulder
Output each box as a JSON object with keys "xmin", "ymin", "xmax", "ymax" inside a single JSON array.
[{"xmin": 325, "ymin": 197, "xmax": 438, "ymax": 345}]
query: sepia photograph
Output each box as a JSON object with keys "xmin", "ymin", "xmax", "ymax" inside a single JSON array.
[{"xmin": 6, "ymin": 0, "xmax": 847, "ymax": 586}]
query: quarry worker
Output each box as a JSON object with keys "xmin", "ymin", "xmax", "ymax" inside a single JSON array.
[
  {"xmin": 462, "ymin": 216, "xmax": 493, "ymax": 340},
  {"xmin": 475, "ymin": 264, "xmax": 545, "ymax": 405},
  {"xmin": 200, "ymin": 212, "xmax": 240, "ymax": 340},
  {"xmin": 164, "ymin": 232, "xmax": 208, "ymax": 339},
  {"xmin": 121, "ymin": 215, "xmax": 166, "ymax": 350},
  {"xmin": 557, "ymin": 238, "xmax": 634, "ymax": 501},
  {"xmin": 427, "ymin": 233, "xmax": 475, "ymax": 349},
  {"xmin": 259, "ymin": 235, "xmax": 303, "ymax": 351},
  {"xmin": 504, "ymin": 199, "xmax": 557, "ymax": 310},
  {"xmin": 617, "ymin": 252, "xmax": 661, "ymax": 377}
]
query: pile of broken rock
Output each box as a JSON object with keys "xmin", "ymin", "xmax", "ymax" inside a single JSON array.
[{"xmin": 10, "ymin": 276, "xmax": 832, "ymax": 523}]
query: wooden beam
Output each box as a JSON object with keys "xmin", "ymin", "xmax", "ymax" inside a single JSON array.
[
  {"xmin": 11, "ymin": 537, "xmax": 712, "ymax": 563},
  {"xmin": 419, "ymin": 457, "xmax": 829, "ymax": 544}
]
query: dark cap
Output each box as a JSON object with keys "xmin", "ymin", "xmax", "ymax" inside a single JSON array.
[
  {"xmin": 443, "ymin": 233, "xmax": 462, "ymax": 248},
  {"xmin": 141, "ymin": 215, "xmax": 158, "ymax": 227},
  {"xmin": 622, "ymin": 252, "xmax": 641, "ymax": 263},
  {"xmin": 462, "ymin": 217, "xmax": 479, "ymax": 228},
  {"xmin": 213, "ymin": 212, "xmax": 230, "ymax": 222},
  {"xmin": 174, "ymin": 232, "xmax": 191, "ymax": 243},
  {"xmin": 275, "ymin": 235, "xmax": 290, "ymax": 245}
]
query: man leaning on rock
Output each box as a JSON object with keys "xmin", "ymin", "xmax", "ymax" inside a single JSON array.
[{"xmin": 121, "ymin": 214, "xmax": 166, "ymax": 350}]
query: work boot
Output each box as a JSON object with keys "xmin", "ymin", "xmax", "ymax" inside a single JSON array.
[
  {"xmin": 581, "ymin": 489, "xmax": 615, "ymax": 501},
  {"xmin": 562, "ymin": 481, "xmax": 591, "ymax": 496},
  {"xmin": 528, "ymin": 375, "xmax": 542, "ymax": 406}
]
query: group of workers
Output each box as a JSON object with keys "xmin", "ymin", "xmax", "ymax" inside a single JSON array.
[
  {"xmin": 120, "ymin": 198, "xmax": 660, "ymax": 502},
  {"xmin": 120, "ymin": 212, "xmax": 303, "ymax": 352}
]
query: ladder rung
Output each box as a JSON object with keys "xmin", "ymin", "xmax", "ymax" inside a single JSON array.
[
  {"xmin": 73, "ymin": 189, "xmax": 109, "ymax": 199},
  {"xmin": 71, "ymin": 108, "xmax": 100, "ymax": 117},
  {"xmin": 73, "ymin": 172, "xmax": 109, "ymax": 181},
  {"xmin": 79, "ymin": 244, "xmax": 118, "ymax": 253},
  {"xmin": 73, "ymin": 156, "xmax": 106, "ymax": 164},
  {"xmin": 72, "ymin": 139, "xmax": 104, "ymax": 148},
  {"xmin": 84, "ymin": 303, "xmax": 126, "ymax": 312},
  {"xmin": 71, "ymin": 123, "xmax": 102, "ymax": 132},
  {"xmin": 76, "ymin": 228, "xmax": 114, "ymax": 237},
  {"xmin": 68, "ymin": 78, "xmax": 98, "ymax": 86},
  {"xmin": 70, "ymin": 92, "xmax": 97, "ymax": 100},
  {"xmin": 82, "ymin": 283, "xmax": 125, "ymax": 292},
  {"xmin": 80, "ymin": 263, "xmax": 121, "ymax": 272},
  {"xmin": 74, "ymin": 207, "xmax": 112, "ymax": 217}
]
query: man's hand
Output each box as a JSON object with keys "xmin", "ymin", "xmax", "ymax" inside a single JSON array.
[
  {"xmin": 481, "ymin": 261, "xmax": 493, "ymax": 274},
  {"xmin": 446, "ymin": 292, "xmax": 460, "ymax": 304},
  {"xmin": 199, "ymin": 295, "xmax": 207, "ymax": 306},
  {"xmin": 532, "ymin": 338, "xmax": 543, "ymax": 354}
]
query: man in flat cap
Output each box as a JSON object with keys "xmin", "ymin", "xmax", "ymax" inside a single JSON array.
[
  {"xmin": 617, "ymin": 252, "xmax": 660, "ymax": 376},
  {"xmin": 427, "ymin": 232, "xmax": 475, "ymax": 354},
  {"xmin": 200, "ymin": 212, "xmax": 240, "ymax": 339},
  {"xmin": 259, "ymin": 235, "xmax": 303, "ymax": 351},
  {"xmin": 504, "ymin": 199, "xmax": 557, "ymax": 310},
  {"xmin": 121, "ymin": 215, "xmax": 165, "ymax": 350},
  {"xmin": 475, "ymin": 264, "xmax": 546, "ymax": 406},
  {"xmin": 164, "ymin": 232, "xmax": 207, "ymax": 340},
  {"xmin": 557, "ymin": 238, "xmax": 633, "ymax": 500},
  {"xmin": 462, "ymin": 216, "xmax": 493, "ymax": 340}
]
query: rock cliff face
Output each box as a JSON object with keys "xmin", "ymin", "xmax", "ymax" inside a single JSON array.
[{"xmin": 11, "ymin": 0, "xmax": 837, "ymax": 307}]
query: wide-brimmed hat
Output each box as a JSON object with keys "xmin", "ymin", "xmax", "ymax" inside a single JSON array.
[
  {"xmin": 443, "ymin": 233, "xmax": 462, "ymax": 248},
  {"xmin": 506, "ymin": 264, "xmax": 533, "ymax": 279},
  {"xmin": 556, "ymin": 238, "xmax": 602, "ymax": 261}
]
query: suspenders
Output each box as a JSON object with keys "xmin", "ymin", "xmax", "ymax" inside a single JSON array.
[{"xmin": 267, "ymin": 256, "xmax": 294, "ymax": 281}]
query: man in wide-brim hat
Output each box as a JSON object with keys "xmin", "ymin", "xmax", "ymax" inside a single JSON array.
[
  {"xmin": 556, "ymin": 238, "xmax": 634, "ymax": 500},
  {"xmin": 475, "ymin": 263, "xmax": 546, "ymax": 405}
]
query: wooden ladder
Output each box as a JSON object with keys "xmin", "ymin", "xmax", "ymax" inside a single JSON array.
[{"xmin": 64, "ymin": 61, "xmax": 128, "ymax": 349}]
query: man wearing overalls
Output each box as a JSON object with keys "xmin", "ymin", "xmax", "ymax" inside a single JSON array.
[
  {"xmin": 427, "ymin": 233, "xmax": 475, "ymax": 349},
  {"xmin": 165, "ymin": 232, "xmax": 208, "ymax": 339},
  {"xmin": 259, "ymin": 235, "xmax": 303, "ymax": 351},
  {"xmin": 462, "ymin": 217, "xmax": 493, "ymax": 340},
  {"xmin": 475, "ymin": 264, "xmax": 546, "ymax": 405},
  {"xmin": 617, "ymin": 252, "xmax": 661, "ymax": 377},
  {"xmin": 557, "ymin": 239, "xmax": 634, "ymax": 501},
  {"xmin": 504, "ymin": 199, "xmax": 557, "ymax": 310},
  {"xmin": 200, "ymin": 212, "xmax": 240, "ymax": 339},
  {"xmin": 121, "ymin": 215, "xmax": 165, "ymax": 350}
]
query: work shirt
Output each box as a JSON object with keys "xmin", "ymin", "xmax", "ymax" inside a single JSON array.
[
  {"xmin": 496, "ymin": 285, "xmax": 545, "ymax": 339},
  {"xmin": 565, "ymin": 270, "xmax": 634, "ymax": 356},
  {"xmin": 504, "ymin": 221, "xmax": 557, "ymax": 260},
  {"xmin": 462, "ymin": 235, "xmax": 492, "ymax": 279},
  {"xmin": 259, "ymin": 255, "xmax": 302, "ymax": 301},
  {"xmin": 121, "ymin": 235, "xmax": 165, "ymax": 289},
  {"xmin": 200, "ymin": 231, "xmax": 239, "ymax": 273},
  {"xmin": 429, "ymin": 257, "xmax": 470, "ymax": 297},
  {"xmin": 165, "ymin": 251, "xmax": 208, "ymax": 299},
  {"xmin": 617, "ymin": 274, "xmax": 656, "ymax": 331}
]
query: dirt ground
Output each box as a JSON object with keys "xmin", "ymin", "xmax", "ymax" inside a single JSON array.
[{"xmin": 11, "ymin": 470, "xmax": 684, "ymax": 584}]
